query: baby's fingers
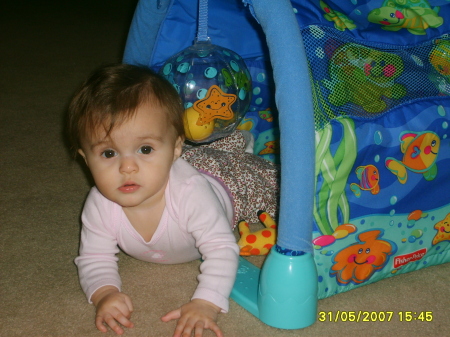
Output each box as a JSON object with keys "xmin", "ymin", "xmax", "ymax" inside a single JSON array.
[
  {"xmin": 176, "ymin": 319, "xmax": 222, "ymax": 337},
  {"xmin": 96, "ymin": 312, "xmax": 134, "ymax": 335},
  {"xmin": 193, "ymin": 320, "xmax": 204, "ymax": 337},
  {"xmin": 95, "ymin": 315, "xmax": 109, "ymax": 333},
  {"xmin": 161, "ymin": 308, "xmax": 181, "ymax": 322},
  {"xmin": 172, "ymin": 316, "xmax": 193, "ymax": 337},
  {"xmin": 115, "ymin": 311, "xmax": 134, "ymax": 329},
  {"xmin": 125, "ymin": 296, "xmax": 134, "ymax": 314},
  {"xmin": 204, "ymin": 321, "xmax": 223, "ymax": 337},
  {"xmin": 96, "ymin": 314, "xmax": 124, "ymax": 335}
]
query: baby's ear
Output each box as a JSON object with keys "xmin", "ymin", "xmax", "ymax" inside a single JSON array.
[
  {"xmin": 173, "ymin": 136, "xmax": 184, "ymax": 160},
  {"xmin": 78, "ymin": 149, "xmax": 88, "ymax": 166}
]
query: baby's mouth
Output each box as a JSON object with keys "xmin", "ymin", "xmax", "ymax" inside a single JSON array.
[{"xmin": 119, "ymin": 182, "xmax": 140, "ymax": 193}]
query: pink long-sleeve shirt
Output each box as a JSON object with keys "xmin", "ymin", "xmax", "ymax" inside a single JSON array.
[{"xmin": 74, "ymin": 158, "xmax": 239, "ymax": 312}]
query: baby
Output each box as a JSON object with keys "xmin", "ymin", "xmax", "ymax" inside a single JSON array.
[{"xmin": 67, "ymin": 63, "xmax": 278, "ymax": 336}]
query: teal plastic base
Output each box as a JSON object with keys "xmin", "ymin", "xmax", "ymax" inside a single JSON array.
[
  {"xmin": 231, "ymin": 247, "xmax": 318, "ymax": 330},
  {"xmin": 231, "ymin": 257, "xmax": 261, "ymax": 317},
  {"xmin": 258, "ymin": 248, "xmax": 318, "ymax": 329}
]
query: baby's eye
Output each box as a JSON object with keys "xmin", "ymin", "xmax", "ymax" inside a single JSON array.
[
  {"xmin": 102, "ymin": 149, "xmax": 117, "ymax": 158},
  {"xmin": 138, "ymin": 145, "xmax": 153, "ymax": 155}
]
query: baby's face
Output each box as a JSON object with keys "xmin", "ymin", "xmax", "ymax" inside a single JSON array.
[{"xmin": 78, "ymin": 103, "xmax": 182, "ymax": 210}]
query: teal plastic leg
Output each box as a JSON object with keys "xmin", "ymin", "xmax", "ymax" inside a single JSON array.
[{"xmin": 258, "ymin": 247, "xmax": 318, "ymax": 329}]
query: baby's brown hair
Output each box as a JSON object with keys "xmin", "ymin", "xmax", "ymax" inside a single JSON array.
[{"xmin": 67, "ymin": 63, "xmax": 185, "ymax": 155}]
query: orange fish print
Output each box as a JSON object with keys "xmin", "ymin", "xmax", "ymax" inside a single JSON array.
[
  {"xmin": 259, "ymin": 140, "xmax": 279, "ymax": 155},
  {"xmin": 350, "ymin": 165, "xmax": 380, "ymax": 197},
  {"xmin": 258, "ymin": 108, "xmax": 273, "ymax": 122},
  {"xmin": 385, "ymin": 131, "xmax": 440, "ymax": 184}
]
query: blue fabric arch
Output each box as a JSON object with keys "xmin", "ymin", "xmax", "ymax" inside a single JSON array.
[
  {"xmin": 123, "ymin": 0, "xmax": 315, "ymax": 253},
  {"xmin": 246, "ymin": 0, "xmax": 314, "ymax": 253}
]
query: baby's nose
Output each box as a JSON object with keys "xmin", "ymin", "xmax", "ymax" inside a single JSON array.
[{"xmin": 120, "ymin": 156, "xmax": 138, "ymax": 173}]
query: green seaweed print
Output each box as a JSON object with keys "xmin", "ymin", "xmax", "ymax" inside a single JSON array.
[{"xmin": 314, "ymin": 117, "xmax": 357, "ymax": 235}]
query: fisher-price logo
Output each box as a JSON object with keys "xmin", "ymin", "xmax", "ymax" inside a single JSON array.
[{"xmin": 393, "ymin": 248, "xmax": 427, "ymax": 269}]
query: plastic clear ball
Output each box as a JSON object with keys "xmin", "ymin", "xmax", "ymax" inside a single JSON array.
[{"xmin": 160, "ymin": 41, "xmax": 252, "ymax": 143}]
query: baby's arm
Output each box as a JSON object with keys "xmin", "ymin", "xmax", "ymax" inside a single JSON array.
[
  {"xmin": 163, "ymin": 177, "xmax": 239, "ymax": 336},
  {"xmin": 162, "ymin": 237, "xmax": 238, "ymax": 337},
  {"xmin": 161, "ymin": 299, "xmax": 222, "ymax": 337},
  {"xmin": 92, "ymin": 286, "xmax": 134, "ymax": 335},
  {"xmin": 75, "ymin": 188, "xmax": 132, "ymax": 334}
]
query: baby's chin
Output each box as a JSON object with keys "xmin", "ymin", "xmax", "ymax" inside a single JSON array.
[
  {"xmin": 108, "ymin": 195, "xmax": 147, "ymax": 209},
  {"xmin": 118, "ymin": 200, "xmax": 146, "ymax": 208}
]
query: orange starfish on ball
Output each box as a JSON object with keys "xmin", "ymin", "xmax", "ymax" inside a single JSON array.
[{"xmin": 193, "ymin": 85, "xmax": 236, "ymax": 126}]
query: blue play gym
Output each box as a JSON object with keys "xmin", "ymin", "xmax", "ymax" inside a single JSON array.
[{"xmin": 123, "ymin": 0, "xmax": 450, "ymax": 330}]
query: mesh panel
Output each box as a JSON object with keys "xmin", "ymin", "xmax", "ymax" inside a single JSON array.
[{"xmin": 301, "ymin": 25, "xmax": 450, "ymax": 130}]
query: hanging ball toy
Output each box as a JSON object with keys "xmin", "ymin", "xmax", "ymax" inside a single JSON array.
[{"xmin": 160, "ymin": 41, "xmax": 252, "ymax": 143}]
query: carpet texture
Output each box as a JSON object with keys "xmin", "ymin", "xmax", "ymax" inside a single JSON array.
[{"xmin": 1, "ymin": 1, "xmax": 449, "ymax": 336}]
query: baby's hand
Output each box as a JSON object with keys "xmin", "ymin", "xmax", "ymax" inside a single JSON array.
[
  {"xmin": 91, "ymin": 286, "xmax": 134, "ymax": 335},
  {"xmin": 161, "ymin": 299, "xmax": 223, "ymax": 337}
]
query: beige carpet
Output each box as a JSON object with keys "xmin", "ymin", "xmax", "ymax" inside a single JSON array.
[{"xmin": 1, "ymin": 1, "xmax": 449, "ymax": 336}]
